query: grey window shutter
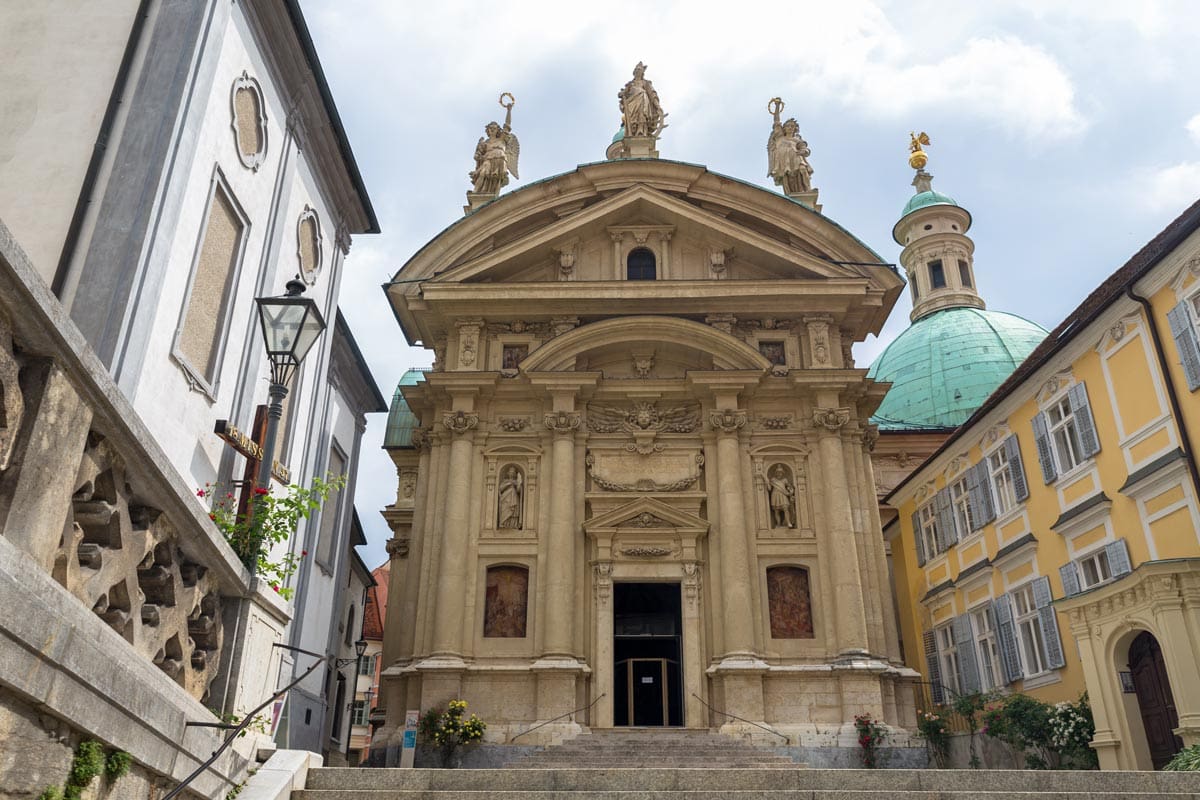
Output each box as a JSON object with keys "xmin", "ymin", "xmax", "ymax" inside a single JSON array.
[
  {"xmin": 934, "ymin": 488, "xmax": 956, "ymax": 548},
  {"xmin": 1031, "ymin": 413, "xmax": 1058, "ymax": 483},
  {"xmin": 953, "ymin": 614, "xmax": 982, "ymax": 694},
  {"xmin": 1059, "ymin": 561, "xmax": 1081, "ymax": 597},
  {"xmin": 1005, "ymin": 435, "xmax": 1030, "ymax": 501},
  {"xmin": 1032, "ymin": 575, "xmax": 1066, "ymax": 670},
  {"xmin": 1106, "ymin": 538, "xmax": 1133, "ymax": 578},
  {"xmin": 913, "ymin": 510, "xmax": 926, "ymax": 566},
  {"xmin": 964, "ymin": 460, "xmax": 993, "ymax": 527},
  {"xmin": 1067, "ymin": 383, "xmax": 1101, "ymax": 458},
  {"xmin": 923, "ymin": 629, "xmax": 944, "ymax": 704},
  {"xmin": 993, "ymin": 594, "xmax": 1023, "ymax": 683},
  {"xmin": 1168, "ymin": 300, "xmax": 1200, "ymax": 391}
]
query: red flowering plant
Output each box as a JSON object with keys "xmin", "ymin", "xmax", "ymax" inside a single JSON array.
[
  {"xmin": 854, "ymin": 712, "xmax": 889, "ymax": 768},
  {"xmin": 197, "ymin": 474, "xmax": 344, "ymax": 599}
]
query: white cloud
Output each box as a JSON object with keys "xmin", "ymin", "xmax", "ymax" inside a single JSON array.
[
  {"xmin": 1187, "ymin": 113, "xmax": 1200, "ymax": 145},
  {"xmin": 1143, "ymin": 161, "xmax": 1200, "ymax": 213}
]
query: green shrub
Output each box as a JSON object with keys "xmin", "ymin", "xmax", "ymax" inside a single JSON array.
[
  {"xmin": 105, "ymin": 750, "xmax": 132, "ymax": 780},
  {"xmin": 37, "ymin": 787, "xmax": 62, "ymax": 800},
  {"xmin": 1164, "ymin": 743, "xmax": 1200, "ymax": 771}
]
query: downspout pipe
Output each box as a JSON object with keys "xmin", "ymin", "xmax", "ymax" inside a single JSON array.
[{"xmin": 1125, "ymin": 286, "xmax": 1200, "ymax": 500}]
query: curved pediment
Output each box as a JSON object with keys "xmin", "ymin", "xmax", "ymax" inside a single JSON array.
[{"xmin": 521, "ymin": 316, "xmax": 772, "ymax": 372}]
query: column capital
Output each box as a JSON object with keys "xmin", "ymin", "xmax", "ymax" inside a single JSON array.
[
  {"xmin": 544, "ymin": 411, "xmax": 582, "ymax": 434},
  {"xmin": 442, "ymin": 410, "xmax": 479, "ymax": 435},
  {"xmin": 386, "ymin": 536, "xmax": 410, "ymax": 559},
  {"xmin": 708, "ymin": 408, "xmax": 748, "ymax": 435},
  {"xmin": 811, "ymin": 407, "xmax": 851, "ymax": 432}
]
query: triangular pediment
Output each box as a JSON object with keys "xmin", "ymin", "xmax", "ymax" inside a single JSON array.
[
  {"xmin": 583, "ymin": 496, "xmax": 710, "ymax": 533},
  {"xmin": 417, "ymin": 184, "xmax": 865, "ymax": 285}
]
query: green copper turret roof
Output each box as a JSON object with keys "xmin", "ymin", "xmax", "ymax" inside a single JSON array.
[
  {"xmin": 867, "ymin": 308, "xmax": 1047, "ymax": 431},
  {"xmin": 383, "ymin": 368, "xmax": 428, "ymax": 447},
  {"xmin": 900, "ymin": 189, "xmax": 959, "ymax": 218},
  {"xmin": 612, "ymin": 126, "xmax": 626, "ymax": 143}
]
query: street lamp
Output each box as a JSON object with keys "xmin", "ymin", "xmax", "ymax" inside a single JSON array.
[{"xmin": 246, "ymin": 276, "xmax": 326, "ymax": 572}]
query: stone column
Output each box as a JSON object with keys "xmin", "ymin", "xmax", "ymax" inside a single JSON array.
[
  {"xmin": 812, "ymin": 406, "xmax": 869, "ymax": 656},
  {"xmin": 542, "ymin": 407, "xmax": 582, "ymax": 657},
  {"xmin": 708, "ymin": 406, "xmax": 756, "ymax": 658},
  {"xmin": 430, "ymin": 410, "xmax": 478, "ymax": 658},
  {"xmin": 593, "ymin": 561, "xmax": 614, "ymax": 728},
  {"xmin": 681, "ymin": 560, "xmax": 705, "ymax": 726}
]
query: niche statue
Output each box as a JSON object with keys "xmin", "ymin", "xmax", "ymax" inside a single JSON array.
[
  {"xmin": 497, "ymin": 465, "xmax": 524, "ymax": 529},
  {"xmin": 768, "ymin": 465, "xmax": 796, "ymax": 529}
]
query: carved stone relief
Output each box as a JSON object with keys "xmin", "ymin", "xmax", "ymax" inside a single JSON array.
[
  {"xmin": 56, "ymin": 434, "xmax": 223, "ymax": 701},
  {"xmin": 0, "ymin": 311, "xmax": 23, "ymax": 470},
  {"xmin": 586, "ymin": 451, "xmax": 703, "ymax": 492},
  {"xmin": 456, "ymin": 319, "xmax": 483, "ymax": 368},
  {"xmin": 442, "ymin": 411, "xmax": 479, "ymax": 434},
  {"xmin": 766, "ymin": 566, "xmax": 814, "ymax": 639}
]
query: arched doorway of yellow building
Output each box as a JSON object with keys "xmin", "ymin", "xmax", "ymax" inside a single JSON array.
[{"xmin": 1124, "ymin": 631, "xmax": 1184, "ymax": 769}]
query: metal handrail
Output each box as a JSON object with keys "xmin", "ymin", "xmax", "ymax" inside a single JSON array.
[
  {"xmin": 691, "ymin": 692, "xmax": 788, "ymax": 743},
  {"xmin": 163, "ymin": 643, "xmax": 328, "ymax": 800},
  {"xmin": 510, "ymin": 693, "xmax": 606, "ymax": 742}
]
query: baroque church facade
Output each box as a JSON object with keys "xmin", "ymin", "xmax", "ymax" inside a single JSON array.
[{"xmin": 376, "ymin": 78, "xmax": 921, "ymax": 756}]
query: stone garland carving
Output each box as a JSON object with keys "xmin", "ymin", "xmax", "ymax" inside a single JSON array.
[
  {"xmin": 708, "ymin": 408, "xmax": 748, "ymax": 434},
  {"xmin": 622, "ymin": 512, "xmax": 671, "ymax": 528},
  {"xmin": 585, "ymin": 452, "xmax": 703, "ymax": 492},
  {"xmin": 758, "ymin": 416, "xmax": 792, "ymax": 430},
  {"xmin": 496, "ymin": 465, "xmax": 524, "ymax": 529},
  {"xmin": 811, "ymin": 407, "xmax": 851, "ymax": 431},
  {"xmin": 632, "ymin": 351, "xmax": 654, "ymax": 379},
  {"xmin": 442, "ymin": 411, "xmax": 479, "ymax": 435},
  {"xmin": 0, "ymin": 311, "xmax": 24, "ymax": 470},
  {"xmin": 497, "ymin": 417, "xmax": 529, "ymax": 432},
  {"xmin": 543, "ymin": 411, "xmax": 582, "ymax": 434},
  {"xmin": 620, "ymin": 546, "xmax": 673, "ymax": 558},
  {"xmin": 58, "ymin": 434, "xmax": 222, "ymax": 701},
  {"xmin": 767, "ymin": 465, "xmax": 797, "ymax": 529},
  {"xmin": 587, "ymin": 401, "xmax": 701, "ymax": 434}
]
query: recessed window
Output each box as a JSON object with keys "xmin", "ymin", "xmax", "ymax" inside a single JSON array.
[
  {"xmin": 971, "ymin": 607, "xmax": 1003, "ymax": 691},
  {"xmin": 1047, "ymin": 396, "xmax": 1082, "ymax": 473},
  {"xmin": 917, "ymin": 502, "xmax": 940, "ymax": 559},
  {"xmin": 936, "ymin": 624, "xmax": 960, "ymax": 694},
  {"xmin": 1011, "ymin": 584, "xmax": 1048, "ymax": 676},
  {"xmin": 626, "ymin": 247, "xmax": 656, "ymax": 280},
  {"xmin": 923, "ymin": 224, "xmax": 933, "ymax": 231},
  {"xmin": 1078, "ymin": 548, "xmax": 1112, "ymax": 589},
  {"xmin": 911, "ymin": 276, "xmax": 920, "ymax": 300},
  {"xmin": 951, "ymin": 223, "xmax": 959, "ymax": 231},
  {"xmin": 950, "ymin": 477, "xmax": 973, "ymax": 540},
  {"xmin": 988, "ymin": 447, "xmax": 1017, "ymax": 514},
  {"xmin": 929, "ymin": 260, "xmax": 946, "ymax": 289},
  {"xmin": 758, "ymin": 341, "xmax": 786, "ymax": 365}
]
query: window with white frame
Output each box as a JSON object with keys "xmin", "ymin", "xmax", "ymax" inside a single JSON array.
[
  {"xmin": 918, "ymin": 503, "xmax": 941, "ymax": 560},
  {"xmin": 988, "ymin": 446, "xmax": 1017, "ymax": 514},
  {"xmin": 1011, "ymin": 583, "xmax": 1048, "ymax": 676},
  {"xmin": 936, "ymin": 624, "xmax": 960, "ymax": 695},
  {"xmin": 1046, "ymin": 396, "xmax": 1082, "ymax": 474},
  {"xmin": 950, "ymin": 477, "xmax": 974, "ymax": 539},
  {"xmin": 351, "ymin": 700, "xmax": 369, "ymax": 727},
  {"xmin": 357, "ymin": 652, "xmax": 374, "ymax": 676},
  {"xmin": 971, "ymin": 606, "xmax": 1002, "ymax": 691},
  {"xmin": 1077, "ymin": 547, "xmax": 1112, "ymax": 590}
]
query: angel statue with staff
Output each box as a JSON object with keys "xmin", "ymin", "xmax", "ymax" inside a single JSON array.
[
  {"xmin": 469, "ymin": 92, "xmax": 520, "ymax": 196},
  {"xmin": 766, "ymin": 97, "xmax": 813, "ymax": 195}
]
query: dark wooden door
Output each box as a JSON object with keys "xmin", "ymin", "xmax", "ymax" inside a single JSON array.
[{"xmin": 1129, "ymin": 632, "xmax": 1183, "ymax": 769}]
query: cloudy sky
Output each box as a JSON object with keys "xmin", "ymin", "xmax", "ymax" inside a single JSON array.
[{"xmin": 300, "ymin": 0, "xmax": 1200, "ymax": 569}]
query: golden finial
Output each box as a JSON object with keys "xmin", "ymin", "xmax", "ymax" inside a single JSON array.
[{"xmin": 908, "ymin": 131, "xmax": 931, "ymax": 170}]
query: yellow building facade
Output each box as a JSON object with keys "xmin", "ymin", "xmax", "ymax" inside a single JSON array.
[{"xmin": 887, "ymin": 200, "xmax": 1200, "ymax": 770}]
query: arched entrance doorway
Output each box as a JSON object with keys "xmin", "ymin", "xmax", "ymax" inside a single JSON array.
[{"xmin": 1128, "ymin": 631, "xmax": 1183, "ymax": 769}]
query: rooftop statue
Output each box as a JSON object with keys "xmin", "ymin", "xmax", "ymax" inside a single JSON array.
[
  {"xmin": 468, "ymin": 93, "xmax": 520, "ymax": 199},
  {"xmin": 619, "ymin": 62, "xmax": 667, "ymax": 139},
  {"xmin": 908, "ymin": 131, "xmax": 933, "ymax": 192},
  {"xmin": 766, "ymin": 98, "xmax": 813, "ymax": 195}
]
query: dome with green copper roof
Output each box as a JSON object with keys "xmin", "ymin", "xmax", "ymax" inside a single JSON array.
[
  {"xmin": 867, "ymin": 308, "xmax": 1047, "ymax": 430},
  {"xmin": 384, "ymin": 369, "xmax": 428, "ymax": 447},
  {"xmin": 900, "ymin": 189, "xmax": 959, "ymax": 218}
]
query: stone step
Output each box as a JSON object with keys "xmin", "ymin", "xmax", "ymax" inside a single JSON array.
[
  {"xmin": 295, "ymin": 792, "xmax": 1195, "ymax": 800},
  {"xmin": 304, "ymin": 768, "xmax": 1200, "ymax": 794}
]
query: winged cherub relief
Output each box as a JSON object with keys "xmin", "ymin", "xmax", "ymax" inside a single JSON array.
[
  {"xmin": 586, "ymin": 401, "xmax": 701, "ymax": 434},
  {"xmin": 469, "ymin": 92, "xmax": 520, "ymax": 196}
]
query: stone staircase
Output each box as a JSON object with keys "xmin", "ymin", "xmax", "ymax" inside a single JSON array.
[
  {"xmin": 507, "ymin": 728, "xmax": 805, "ymax": 769},
  {"xmin": 299, "ymin": 766, "xmax": 1200, "ymax": 799},
  {"xmin": 298, "ymin": 728, "xmax": 1200, "ymax": 799}
]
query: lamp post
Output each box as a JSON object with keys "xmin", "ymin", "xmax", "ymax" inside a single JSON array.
[{"xmin": 247, "ymin": 276, "xmax": 327, "ymax": 572}]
